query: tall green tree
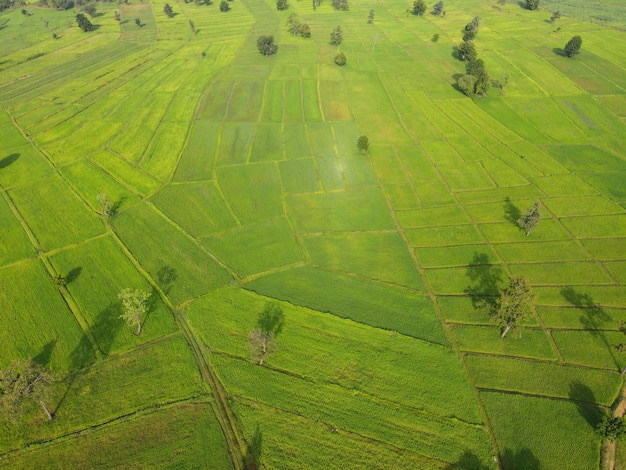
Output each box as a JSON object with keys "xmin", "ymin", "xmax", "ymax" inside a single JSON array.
[
  {"xmin": 119, "ymin": 288, "xmax": 151, "ymax": 335},
  {"xmin": 466, "ymin": 58, "xmax": 490, "ymax": 95},
  {"xmin": 220, "ymin": 1, "xmax": 230, "ymax": 11},
  {"xmin": 598, "ymin": 414, "xmax": 626, "ymax": 442},
  {"xmin": 517, "ymin": 201, "xmax": 541, "ymax": 236},
  {"xmin": 248, "ymin": 303, "xmax": 284, "ymax": 366},
  {"xmin": 564, "ymin": 35, "xmax": 582, "ymax": 57},
  {"xmin": 276, "ymin": 0, "xmax": 288, "ymax": 10},
  {"xmin": 357, "ymin": 135, "xmax": 369, "ymax": 152},
  {"xmin": 432, "ymin": 0, "xmax": 443, "ymax": 16},
  {"xmin": 411, "ymin": 0, "xmax": 426, "ymax": 16},
  {"xmin": 257, "ymin": 35, "xmax": 278, "ymax": 55},
  {"xmin": 457, "ymin": 40, "xmax": 477, "ymax": 61},
  {"xmin": 334, "ymin": 52, "xmax": 347, "ymax": 66},
  {"xmin": 0, "ymin": 360, "xmax": 54, "ymax": 421},
  {"xmin": 524, "ymin": 0, "xmax": 539, "ymax": 10},
  {"xmin": 329, "ymin": 25, "xmax": 343, "ymax": 46},
  {"xmin": 163, "ymin": 3, "xmax": 174, "ymax": 17},
  {"xmin": 479, "ymin": 276, "xmax": 534, "ymax": 339},
  {"xmin": 76, "ymin": 13, "xmax": 95, "ymax": 32}
]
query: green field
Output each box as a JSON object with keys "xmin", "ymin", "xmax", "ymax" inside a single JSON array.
[{"xmin": 1, "ymin": 0, "xmax": 625, "ymax": 467}]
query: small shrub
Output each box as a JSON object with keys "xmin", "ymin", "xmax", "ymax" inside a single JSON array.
[{"xmin": 334, "ymin": 52, "xmax": 346, "ymax": 66}]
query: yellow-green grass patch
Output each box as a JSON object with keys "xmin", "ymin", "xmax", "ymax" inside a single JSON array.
[
  {"xmin": 396, "ymin": 145, "xmax": 441, "ymax": 182},
  {"xmin": 537, "ymin": 306, "xmax": 626, "ymax": 330},
  {"xmin": 303, "ymin": 231, "xmax": 424, "ymax": 290},
  {"xmin": 463, "ymin": 198, "xmax": 545, "ymax": 224},
  {"xmin": 332, "ymin": 121, "xmax": 360, "ymax": 157},
  {"xmin": 582, "ymin": 238, "xmax": 626, "ymax": 260},
  {"xmin": 10, "ymin": 175, "xmax": 104, "ymax": 251},
  {"xmin": 3, "ymin": 403, "xmax": 233, "ymax": 469},
  {"xmin": 316, "ymin": 157, "xmax": 345, "ymax": 191},
  {"xmin": 475, "ymin": 99, "xmax": 551, "ymax": 144},
  {"xmin": 596, "ymin": 95, "xmax": 626, "ymax": 118},
  {"xmin": 368, "ymin": 147, "xmax": 409, "ymax": 184},
  {"xmin": 605, "ymin": 261, "xmax": 626, "ymax": 284},
  {"xmin": 150, "ymin": 181, "xmax": 237, "ymax": 237},
  {"xmin": 250, "ymin": 123, "xmax": 284, "ymax": 162},
  {"xmin": 340, "ymin": 156, "xmax": 377, "ymax": 188},
  {"xmin": 451, "ymin": 325, "xmax": 556, "ymax": 360},
  {"xmin": 455, "ymin": 185, "xmax": 544, "ymax": 204},
  {"xmin": 302, "ymin": 79, "xmax": 323, "ymax": 121},
  {"xmin": 50, "ymin": 236, "xmax": 177, "ymax": 356},
  {"xmin": 196, "ymin": 79, "xmax": 234, "ymax": 120},
  {"xmin": 420, "ymin": 140, "xmax": 464, "ymax": 166},
  {"xmin": 467, "ymin": 355, "xmax": 622, "ymax": 406},
  {"xmin": 173, "ymin": 120, "xmax": 220, "ymax": 182},
  {"xmin": 417, "ymin": 244, "xmax": 499, "ymax": 268},
  {"xmin": 0, "ymin": 260, "xmax": 90, "ymax": 373},
  {"xmin": 426, "ymin": 263, "xmax": 511, "ymax": 296},
  {"xmin": 284, "ymin": 123, "xmax": 311, "ymax": 158},
  {"xmin": 437, "ymin": 161, "xmax": 496, "ymax": 191},
  {"xmin": 202, "ymin": 218, "xmax": 303, "ymax": 278},
  {"xmin": 437, "ymin": 296, "xmax": 492, "ymax": 324},
  {"xmin": 286, "ymin": 188, "xmax": 394, "ymax": 232},
  {"xmin": 396, "ymin": 206, "xmax": 471, "ymax": 228},
  {"xmin": 495, "ymin": 240, "xmax": 590, "ymax": 263},
  {"xmin": 506, "ymin": 140, "xmax": 569, "ymax": 176},
  {"xmin": 436, "ymin": 102, "xmax": 501, "ymax": 151},
  {"xmin": 481, "ymin": 392, "xmax": 601, "ymax": 470},
  {"xmin": 453, "ymin": 99, "xmax": 522, "ymax": 144},
  {"xmin": 447, "ymin": 136, "xmax": 492, "ymax": 163},
  {"xmin": 261, "ymin": 80, "xmax": 284, "ymax": 122},
  {"xmin": 580, "ymin": 171, "xmax": 626, "ymax": 203},
  {"xmin": 0, "ymin": 195, "xmax": 34, "ymax": 266},
  {"xmin": 543, "ymin": 195, "xmax": 623, "ymax": 217},
  {"xmin": 141, "ymin": 121, "xmax": 189, "ymax": 181},
  {"xmin": 283, "ymin": 80, "xmax": 304, "ymax": 122},
  {"xmin": 112, "ymin": 203, "xmax": 231, "ymax": 304},
  {"xmin": 561, "ymin": 215, "xmax": 626, "ymax": 239},
  {"xmin": 224, "ymin": 80, "xmax": 264, "ymax": 121},
  {"xmin": 216, "ymin": 162, "xmax": 282, "ymax": 224},
  {"xmin": 535, "ymin": 285, "xmax": 626, "ymax": 309},
  {"xmin": 543, "ymin": 145, "xmax": 626, "ymax": 173},
  {"xmin": 406, "ymin": 224, "xmax": 483, "ymax": 247},
  {"xmin": 482, "ymin": 159, "xmax": 529, "ymax": 187},
  {"xmin": 480, "ymin": 219, "xmax": 572, "ymax": 243},
  {"xmin": 217, "ymin": 122, "xmax": 255, "ymax": 166},
  {"xmin": 245, "ymin": 266, "xmax": 446, "ymax": 344},
  {"xmin": 307, "ymin": 122, "xmax": 336, "ymax": 158},
  {"xmin": 386, "ymin": 184, "xmax": 420, "ymax": 210},
  {"xmin": 278, "ymin": 158, "xmax": 321, "ymax": 193},
  {"xmin": 413, "ymin": 181, "xmax": 457, "ymax": 207},
  {"xmin": 89, "ymin": 151, "xmax": 161, "ymax": 196},
  {"xmin": 552, "ymin": 330, "xmax": 625, "ymax": 371}
]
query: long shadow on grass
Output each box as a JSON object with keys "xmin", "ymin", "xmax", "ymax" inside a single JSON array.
[
  {"xmin": 243, "ymin": 424, "xmax": 263, "ymax": 470},
  {"xmin": 569, "ymin": 381, "xmax": 604, "ymax": 430},
  {"xmin": 33, "ymin": 339, "xmax": 57, "ymax": 368},
  {"xmin": 503, "ymin": 197, "xmax": 521, "ymax": 227},
  {"xmin": 0, "ymin": 153, "xmax": 19, "ymax": 169},
  {"xmin": 499, "ymin": 447, "xmax": 540, "ymax": 470},
  {"xmin": 445, "ymin": 450, "xmax": 491, "ymax": 469},
  {"xmin": 157, "ymin": 265, "xmax": 177, "ymax": 296},
  {"xmin": 464, "ymin": 252, "xmax": 504, "ymax": 310},
  {"xmin": 561, "ymin": 287, "xmax": 619, "ymax": 369},
  {"xmin": 66, "ymin": 266, "xmax": 82, "ymax": 284}
]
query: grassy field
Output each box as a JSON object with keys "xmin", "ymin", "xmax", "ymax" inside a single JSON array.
[{"xmin": 1, "ymin": 0, "xmax": 625, "ymax": 467}]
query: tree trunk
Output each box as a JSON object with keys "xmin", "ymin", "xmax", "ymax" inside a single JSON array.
[
  {"xmin": 258, "ymin": 358, "xmax": 264, "ymax": 366},
  {"xmin": 501, "ymin": 324, "xmax": 511, "ymax": 339},
  {"xmin": 40, "ymin": 401, "xmax": 53, "ymax": 420},
  {"xmin": 137, "ymin": 320, "xmax": 142, "ymax": 335}
]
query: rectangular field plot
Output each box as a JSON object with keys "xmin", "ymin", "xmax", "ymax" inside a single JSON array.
[
  {"xmin": 580, "ymin": 172, "xmax": 626, "ymax": 203},
  {"xmin": 475, "ymin": 99, "xmax": 551, "ymax": 144},
  {"xmin": 0, "ymin": 260, "xmax": 89, "ymax": 373},
  {"xmin": 283, "ymin": 81, "xmax": 304, "ymax": 121},
  {"xmin": 320, "ymin": 80, "xmax": 352, "ymax": 121},
  {"xmin": 535, "ymin": 286, "xmax": 626, "ymax": 310},
  {"xmin": 0, "ymin": 194, "xmax": 34, "ymax": 266},
  {"xmin": 316, "ymin": 158, "xmax": 345, "ymax": 191},
  {"xmin": 50, "ymin": 236, "xmax": 177, "ymax": 357},
  {"xmin": 10, "ymin": 175, "xmax": 104, "ymax": 251},
  {"xmin": 582, "ymin": 238, "xmax": 626, "ymax": 260},
  {"xmin": 386, "ymin": 184, "xmax": 420, "ymax": 210},
  {"xmin": 196, "ymin": 80, "xmax": 234, "ymax": 120},
  {"xmin": 455, "ymin": 185, "xmax": 544, "ymax": 204},
  {"xmin": 286, "ymin": 188, "xmax": 394, "ymax": 232},
  {"xmin": 532, "ymin": 174, "xmax": 599, "ymax": 197},
  {"xmin": 426, "ymin": 263, "xmax": 510, "ymax": 296},
  {"xmin": 481, "ymin": 392, "xmax": 601, "ymax": 470},
  {"xmin": 59, "ymin": 159, "xmax": 140, "ymax": 213},
  {"xmin": 3, "ymin": 403, "xmax": 233, "ymax": 469},
  {"xmin": 278, "ymin": 159, "xmax": 321, "ymax": 193},
  {"xmin": 447, "ymin": 136, "xmax": 492, "ymax": 163},
  {"xmin": 224, "ymin": 80, "xmax": 264, "ymax": 121},
  {"xmin": 188, "ymin": 289, "xmax": 481, "ymax": 426},
  {"xmin": 396, "ymin": 206, "xmax": 471, "ymax": 228},
  {"xmin": 202, "ymin": 218, "xmax": 303, "ymax": 278},
  {"xmin": 506, "ymin": 141, "xmax": 568, "ymax": 176},
  {"xmin": 395, "ymin": 146, "xmax": 440, "ymax": 183},
  {"xmin": 480, "ymin": 219, "xmax": 572, "ymax": 244},
  {"xmin": 0, "ymin": 145, "xmax": 51, "ymax": 189},
  {"xmin": 332, "ymin": 121, "xmax": 360, "ymax": 157},
  {"xmin": 543, "ymin": 145, "xmax": 626, "ymax": 173},
  {"xmin": 420, "ymin": 140, "xmax": 463, "ymax": 166},
  {"xmin": 283, "ymin": 123, "xmax": 311, "ymax": 159},
  {"xmin": 250, "ymin": 123, "xmax": 284, "ymax": 162},
  {"xmin": 537, "ymin": 306, "xmax": 626, "ymax": 330},
  {"xmin": 463, "ymin": 199, "xmax": 544, "ymax": 224},
  {"xmin": 417, "ymin": 244, "xmax": 499, "ymax": 268},
  {"xmin": 216, "ymin": 163, "xmax": 283, "ymax": 224},
  {"xmin": 451, "ymin": 325, "xmax": 557, "ymax": 360},
  {"xmin": 467, "ymin": 355, "xmax": 621, "ymax": 406},
  {"xmin": 552, "ymin": 330, "xmax": 625, "ymax": 371},
  {"xmin": 437, "ymin": 296, "xmax": 491, "ymax": 324},
  {"xmin": 245, "ymin": 266, "xmax": 447, "ymax": 345},
  {"xmin": 562, "ymin": 215, "xmax": 626, "ymax": 239},
  {"xmin": 340, "ymin": 157, "xmax": 377, "ymax": 188},
  {"xmin": 495, "ymin": 241, "xmax": 591, "ymax": 263},
  {"xmin": 261, "ymin": 81, "xmax": 283, "ymax": 122},
  {"xmin": 306, "ymin": 122, "xmax": 336, "ymax": 158},
  {"xmin": 482, "ymin": 159, "xmax": 529, "ymax": 187},
  {"xmin": 543, "ymin": 195, "xmax": 623, "ymax": 217},
  {"xmin": 413, "ymin": 181, "xmax": 456, "ymax": 207},
  {"xmin": 302, "ymin": 79, "xmax": 323, "ymax": 121},
  {"xmin": 217, "ymin": 123, "xmax": 255, "ymax": 166},
  {"xmin": 303, "ymin": 231, "xmax": 424, "ymax": 290},
  {"xmin": 142, "ymin": 121, "xmax": 189, "ymax": 181},
  {"xmin": 112, "ymin": 204, "xmax": 231, "ymax": 304},
  {"xmin": 406, "ymin": 224, "xmax": 483, "ymax": 247},
  {"xmin": 89, "ymin": 151, "xmax": 161, "ymax": 196},
  {"xmin": 605, "ymin": 261, "xmax": 626, "ymax": 284},
  {"xmin": 369, "ymin": 147, "xmax": 409, "ymax": 184},
  {"xmin": 437, "ymin": 162, "xmax": 496, "ymax": 192},
  {"xmin": 173, "ymin": 120, "xmax": 220, "ymax": 182}
]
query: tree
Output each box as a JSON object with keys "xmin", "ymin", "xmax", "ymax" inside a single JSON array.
[
  {"xmin": 118, "ymin": 288, "xmax": 150, "ymax": 335},
  {"xmin": 82, "ymin": 3, "xmax": 96, "ymax": 16},
  {"xmin": 189, "ymin": 20, "xmax": 196, "ymax": 34},
  {"xmin": 598, "ymin": 414, "xmax": 626, "ymax": 442},
  {"xmin": 458, "ymin": 74, "xmax": 477, "ymax": 97},
  {"xmin": 248, "ymin": 303, "xmax": 284, "ymax": 366},
  {"xmin": 257, "ymin": 35, "xmax": 278, "ymax": 55},
  {"xmin": 135, "ymin": 18, "xmax": 141, "ymax": 27},
  {"xmin": 329, "ymin": 25, "xmax": 343, "ymax": 46},
  {"xmin": 517, "ymin": 201, "xmax": 541, "ymax": 236},
  {"xmin": 96, "ymin": 192, "xmax": 112, "ymax": 217},
  {"xmin": 432, "ymin": 0, "xmax": 443, "ymax": 16},
  {"xmin": 457, "ymin": 40, "xmax": 477, "ymax": 61},
  {"xmin": 0, "ymin": 360, "xmax": 54, "ymax": 421},
  {"xmin": 432, "ymin": 33, "xmax": 439, "ymax": 42},
  {"xmin": 287, "ymin": 13, "xmax": 301, "ymax": 36},
  {"xmin": 300, "ymin": 24, "xmax": 311, "ymax": 38},
  {"xmin": 332, "ymin": 0, "xmax": 348, "ymax": 11},
  {"xmin": 464, "ymin": 15, "xmax": 480, "ymax": 36},
  {"xmin": 411, "ymin": 0, "xmax": 426, "ymax": 16},
  {"xmin": 564, "ymin": 35, "xmax": 582, "ymax": 58},
  {"xmin": 465, "ymin": 58, "xmax": 490, "ymax": 95},
  {"xmin": 368, "ymin": 9, "xmax": 374, "ymax": 24},
  {"xmin": 220, "ymin": 0, "xmax": 230, "ymax": 11},
  {"xmin": 357, "ymin": 135, "xmax": 369, "ymax": 152},
  {"xmin": 276, "ymin": 0, "xmax": 288, "ymax": 10},
  {"xmin": 491, "ymin": 74, "xmax": 509, "ymax": 94},
  {"xmin": 550, "ymin": 11, "xmax": 561, "ymax": 23},
  {"xmin": 478, "ymin": 276, "xmax": 534, "ymax": 339},
  {"xmin": 76, "ymin": 13, "xmax": 95, "ymax": 32},
  {"xmin": 163, "ymin": 3, "xmax": 174, "ymax": 17},
  {"xmin": 114, "ymin": 11, "xmax": 121, "ymax": 21},
  {"xmin": 524, "ymin": 0, "xmax": 539, "ymax": 10},
  {"xmin": 334, "ymin": 52, "xmax": 346, "ymax": 66}
]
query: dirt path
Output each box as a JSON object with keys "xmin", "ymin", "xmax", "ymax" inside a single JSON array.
[{"xmin": 602, "ymin": 385, "xmax": 626, "ymax": 470}]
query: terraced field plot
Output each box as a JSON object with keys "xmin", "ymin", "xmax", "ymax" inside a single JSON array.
[{"xmin": 1, "ymin": 0, "xmax": 625, "ymax": 467}]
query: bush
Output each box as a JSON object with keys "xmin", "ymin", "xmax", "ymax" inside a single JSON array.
[
  {"xmin": 564, "ymin": 35, "xmax": 582, "ymax": 57},
  {"xmin": 257, "ymin": 35, "xmax": 278, "ymax": 56},
  {"xmin": 276, "ymin": 0, "xmax": 288, "ymax": 9},
  {"xmin": 220, "ymin": 0, "xmax": 230, "ymax": 11},
  {"xmin": 76, "ymin": 13, "xmax": 95, "ymax": 32},
  {"xmin": 334, "ymin": 52, "xmax": 346, "ymax": 66}
]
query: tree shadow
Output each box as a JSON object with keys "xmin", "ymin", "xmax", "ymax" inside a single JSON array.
[
  {"xmin": 66, "ymin": 266, "xmax": 82, "ymax": 284},
  {"xmin": 0, "ymin": 153, "xmax": 19, "ymax": 169},
  {"xmin": 464, "ymin": 252, "xmax": 504, "ymax": 309},
  {"xmin": 157, "ymin": 265, "xmax": 177, "ymax": 295},
  {"xmin": 503, "ymin": 197, "xmax": 521, "ymax": 226},
  {"xmin": 499, "ymin": 447, "xmax": 540, "ymax": 470},
  {"xmin": 451, "ymin": 46, "xmax": 459, "ymax": 60},
  {"xmin": 257, "ymin": 302, "xmax": 284, "ymax": 336},
  {"xmin": 243, "ymin": 424, "xmax": 263, "ymax": 470},
  {"xmin": 110, "ymin": 196, "xmax": 127, "ymax": 216},
  {"xmin": 553, "ymin": 47, "xmax": 565, "ymax": 57},
  {"xmin": 445, "ymin": 450, "xmax": 491, "ymax": 469},
  {"xmin": 561, "ymin": 287, "xmax": 610, "ymax": 331},
  {"xmin": 92, "ymin": 302, "xmax": 125, "ymax": 356},
  {"xmin": 569, "ymin": 381, "xmax": 604, "ymax": 429},
  {"xmin": 33, "ymin": 339, "xmax": 57, "ymax": 367}
]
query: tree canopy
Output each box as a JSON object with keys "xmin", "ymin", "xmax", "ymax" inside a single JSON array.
[
  {"xmin": 564, "ymin": 35, "xmax": 582, "ymax": 57},
  {"xmin": 524, "ymin": 0, "xmax": 539, "ymax": 10},
  {"xmin": 517, "ymin": 201, "xmax": 541, "ymax": 236},
  {"xmin": 76, "ymin": 13, "xmax": 95, "ymax": 32},
  {"xmin": 479, "ymin": 276, "xmax": 534, "ymax": 339},
  {"xmin": 457, "ymin": 40, "xmax": 477, "ymax": 61},
  {"xmin": 0, "ymin": 360, "xmax": 54, "ymax": 421},
  {"xmin": 432, "ymin": 0, "xmax": 443, "ymax": 16},
  {"xmin": 411, "ymin": 0, "xmax": 426, "ymax": 16},
  {"xmin": 334, "ymin": 52, "xmax": 347, "ymax": 66},
  {"xmin": 257, "ymin": 35, "xmax": 278, "ymax": 55},
  {"xmin": 329, "ymin": 25, "xmax": 343, "ymax": 46},
  {"xmin": 357, "ymin": 135, "xmax": 369, "ymax": 152},
  {"xmin": 119, "ymin": 288, "xmax": 150, "ymax": 335}
]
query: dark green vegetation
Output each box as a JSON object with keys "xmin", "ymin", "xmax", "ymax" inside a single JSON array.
[{"xmin": 0, "ymin": 0, "xmax": 625, "ymax": 468}]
